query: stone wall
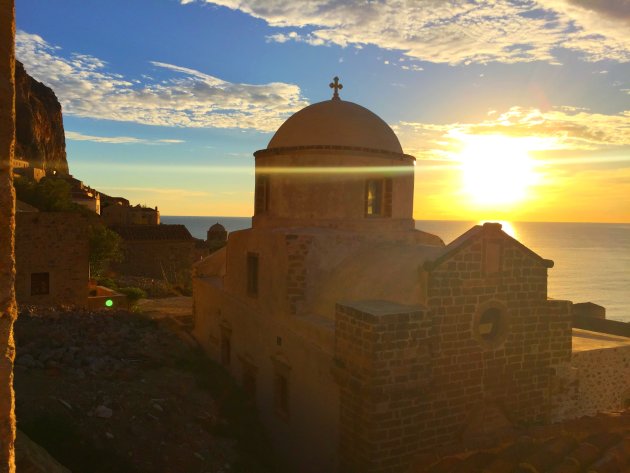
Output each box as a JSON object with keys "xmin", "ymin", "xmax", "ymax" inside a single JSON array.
[
  {"xmin": 334, "ymin": 301, "xmax": 432, "ymax": 473},
  {"xmin": 0, "ymin": 1, "xmax": 17, "ymax": 470},
  {"xmin": 421, "ymin": 226, "xmax": 571, "ymax": 450},
  {"xmin": 114, "ymin": 240, "xmax": 194, "ymax": 283},
  {"xmin": 285, "ymin": 234, "xmax": 312, "ymax": 315},
  {"xmin": 553, "ymin": 345, "xmax": 630, "ymax": 421},
  {"xmin": 15, "ymin": 212, "xmax": 89, "ymax": 308}
]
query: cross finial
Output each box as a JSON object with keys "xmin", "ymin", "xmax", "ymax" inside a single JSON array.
[{"xmin": 329, "ymin": 76, "xmax": 343, "ymax": 100}]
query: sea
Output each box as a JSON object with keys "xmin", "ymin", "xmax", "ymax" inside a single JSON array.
[{"xmin": 162, "ymin": 216, "xmax": 630, "ymax": 323}]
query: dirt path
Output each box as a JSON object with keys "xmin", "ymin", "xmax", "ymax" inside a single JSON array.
[{"xmin": 136, "ymin": 296, "xmax": 192, "ymax": 320}]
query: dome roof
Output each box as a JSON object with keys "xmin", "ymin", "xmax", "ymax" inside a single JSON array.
[
  {"xmin": 267, "ymin": 99, "xmax": 403, "ymax": 154},
  {"xmin": 208, "ymin": 222, "xmax": 226, "ymax": 232}
]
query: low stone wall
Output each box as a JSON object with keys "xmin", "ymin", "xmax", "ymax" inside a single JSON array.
[{"xmin": 553, "ymin": 345, "xmax": 630, "ymax": 421}]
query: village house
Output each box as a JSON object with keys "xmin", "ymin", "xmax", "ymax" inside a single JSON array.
[
  {"xmin": 192, "ymin": 81, "xmax": 630, "ymax": 473},
  {"xmin": 15, "ymin": 210, "xmax": 89, "ymax": 308},
  {"xmin": 101, "ymin": 202, "xmax": 160, "ymax": 226},
  {"xmin": 111, "ymin": 224, "xmax": 194, "ymax": 283}
]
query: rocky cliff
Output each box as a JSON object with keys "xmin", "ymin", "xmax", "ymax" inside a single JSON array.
[{"xmin": 15, "ymin": 60, "xmax": 68, "ymax": 174}]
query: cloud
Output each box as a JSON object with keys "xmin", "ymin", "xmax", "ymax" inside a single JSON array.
[
  {"xmin": 394, "ymin": 106, "xmax": 630, "ymax": 159},
  {"xmin": 97, "ymin": 186, "xmax": 211, "ymax": 197},
  {"xmin": 189, "ymin": 0, "xmax": 630, "ymax": 64},
  {"xmin": 16, "ymin": 31, "xmax": 308, "ymax": 131},
  {"xmin": 65, "ymin": 131, "xmax": 185, "ymax": 145}
]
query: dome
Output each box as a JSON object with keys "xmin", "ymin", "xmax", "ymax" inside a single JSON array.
[
  {"xmin": 267, "ymin": 99, "xmax": 403, "ymax": 154},
  {"xmin": 208, "ymin": 222, "xmax": 226, "ymax": 232}
]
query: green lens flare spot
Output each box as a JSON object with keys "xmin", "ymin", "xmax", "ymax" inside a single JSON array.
[{"xmin": 105, "ymin": 299, "xmax": 114, "ymax": 307}]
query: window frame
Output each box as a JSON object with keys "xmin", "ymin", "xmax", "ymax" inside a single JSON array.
[{"xmin": 364, "ymin": 178, "xmax": 392, "ymax": 218}]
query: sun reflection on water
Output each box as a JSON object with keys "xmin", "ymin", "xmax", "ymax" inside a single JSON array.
[{"xmin": 478, "ymin": 220, "xmax": 517, "ymax": 239}]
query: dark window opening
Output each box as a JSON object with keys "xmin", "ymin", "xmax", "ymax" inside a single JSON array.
[
  {"xmin": 478, "ymin": 307, "xmax": 502, "ymax": 341},
  {"xmin": 247, "ymin": 252, "xmax": 259, "ymax": 296},
  {"xmin": 31, "ymin": 272, "xmax": 49, "ymax": 296},
  {"xmin": 255, "ymin": 175, "xmax": 269, "ymax": 214}
]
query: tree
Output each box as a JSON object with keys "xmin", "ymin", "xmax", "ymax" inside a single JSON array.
[
  {"xmin": 89, "ymin": 224, "xmax": 122, "ymax": 278},
  {"xmin": 14, "ymin": 176, "xmax": 74, "ymax": 211}
]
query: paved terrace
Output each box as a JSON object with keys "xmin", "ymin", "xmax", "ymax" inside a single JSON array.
[{"xmin": 572, "ymin": 327, "xmax": 630, "ymax": 352}]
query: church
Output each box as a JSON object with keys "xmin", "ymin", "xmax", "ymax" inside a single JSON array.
[{"xmin": 192, "ymin": 78, "xmax": 575, "ymax": 473}]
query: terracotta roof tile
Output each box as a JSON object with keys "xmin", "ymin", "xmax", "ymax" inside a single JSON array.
[{"xmin": 410, "ymin": 413, "xmax": 630, "ymax": 473}]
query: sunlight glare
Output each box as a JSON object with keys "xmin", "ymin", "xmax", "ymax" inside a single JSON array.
[
  {"xmin": 478, "ymin": 220, "xmax": 517, "ymax": 239},
  {"xmin": 458, "ymin": 135, "xmax": 540, "ymax": 207}
]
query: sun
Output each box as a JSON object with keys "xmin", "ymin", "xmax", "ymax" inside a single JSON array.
[{"xmin": 457, "ymin": 134, "xmax": 540, "ymax": 207}]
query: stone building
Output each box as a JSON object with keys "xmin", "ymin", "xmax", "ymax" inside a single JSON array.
[
  {"xmin": 15, "ymin": 212, "xmax": 89, "ymax": 307},
  {"xmin": 192, "ymin": 82, "xmax": 579, "ymax": 473},
  {"xmin": 101, "ymin": 202, "xmax": 160, "ymax": 226},
  {"xmin": 111, "ymin": 224, "xmax": 194, "ymax": 282},
  {"xmin": 206, "ymin": 222, "xmax": 227, "ymax": 253}
]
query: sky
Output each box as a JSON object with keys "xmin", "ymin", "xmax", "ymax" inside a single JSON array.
[{"xmin": 15, "ymin": 0, "xmax": 630, "ymax": 222}]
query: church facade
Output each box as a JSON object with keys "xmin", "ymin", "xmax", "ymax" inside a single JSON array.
[{"xmin": 192, "ymin": 81, "xmax": 573, "ymax": 473}]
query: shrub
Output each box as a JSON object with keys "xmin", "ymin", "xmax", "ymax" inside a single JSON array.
[{"xmin": 117, "ymin": 286, "xmax": 147, "ymax": 305}]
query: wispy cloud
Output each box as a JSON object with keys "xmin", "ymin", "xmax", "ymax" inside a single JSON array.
[
  {"xmin": 16, "ymin": 31, "xmax": 308, "ymax": 131},
  {"xmin": 65, "ymin": 131, "xmax": 185, "ymax": 145},
  {"xmin": 188, "ymin": 0, "xmax": 630, "ymax": 64},
  {"xmin": 96, "ymin": 186, "xmax": 212, "ymax": 197},
  {"xmin": 394, "ymin": 106, "xmax": 630, "ymax": 159}
]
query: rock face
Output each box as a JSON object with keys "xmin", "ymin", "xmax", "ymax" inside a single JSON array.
[
  {"xmin": 15, "ymin": 60, "xmax": 68, "ymax": 174},
  {"xmin": 0, "ymin": 1, "xmax": 17, "ymax": 471}
]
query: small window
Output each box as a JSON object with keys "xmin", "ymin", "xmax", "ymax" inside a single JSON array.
[
  {"xmin": 30, "ymin": 272, "xmax": 49, "ymax": 296},
  {"xmin": 474, "ymin": 302, "xmax": 509, "ymax": 349},
  {"xmin": 478, "ymin": 308, "xmax": 501, "ymax": 341},
  {"xmin": 274, "ymin": 373, "xmax": 289, "ymax": 417},
  {"xmin": 255, "ymin": 175, "xmax": 269, "ymax": 214},
  {"xmin": 247, "ymin": 252, "xmax": 259, "ymax": 296},
  {"xmin": 365, "ymin": 178, "xmax": 392, "ymax": 217}
]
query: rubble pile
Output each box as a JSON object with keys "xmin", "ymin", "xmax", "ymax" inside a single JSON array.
[{"xmin": 14, "ymin": 306, "xmax": 278, "ymax": 473}]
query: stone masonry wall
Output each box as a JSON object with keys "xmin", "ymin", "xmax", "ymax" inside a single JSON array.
[
  {"xmin": 553, "ymin": 345, "xmax": 630, "ymax": 421},
  {"xmin": 423, "ymin": 228, "xmax": 572, "ymax": 451},
  {"xmin": 285, "ymin": 234, "xmax": 312, "ymax": 315},
  {"xmin": 15, "ymin": 212, "xmax": 89, "ymax": 308},
  {"xmin": 113, "ymin": 240, "xmax": 194, "ymax": 283},
  {"xmin": 0, "ymin": 1, "xmax": 17, "ymax": 470},
  {"xmin": 334, "ymin": 301, "xmax": 432, "ymax": 473}
]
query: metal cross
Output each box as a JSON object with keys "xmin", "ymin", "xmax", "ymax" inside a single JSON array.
[{"xmin": 329, "ymin": 76, "xmax": 343, "ymax": 100}]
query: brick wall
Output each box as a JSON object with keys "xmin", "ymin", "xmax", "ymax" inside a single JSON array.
[
  {"xmin": 331, "ymin": 226, "xmax": 572, "ymax": 473},
  {"xmin": 423, "ymin": 229, "xmax": 571, "ymax": 450},
  {"xmin": 15, "ymin": 212, "xmax": 89, "ymax": 307},
  {"xmin": 334, "ymin": 301, "xmax": 432, "ymax": 473}
]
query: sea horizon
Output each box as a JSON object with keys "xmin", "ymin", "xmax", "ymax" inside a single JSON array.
[{"xmin": 162, "ymin": 216, "xmax": 630, "ymax": 324}]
